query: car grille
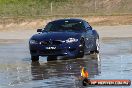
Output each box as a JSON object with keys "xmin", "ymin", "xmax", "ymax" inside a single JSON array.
[{"xmin": 40, "ymin": 40, "xmax": 62, "ymax": 45}]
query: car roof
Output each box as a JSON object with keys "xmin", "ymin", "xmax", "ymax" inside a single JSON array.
[{"xmin": 51, "ymin": 18, "xmax": 85, "ymax": 23}]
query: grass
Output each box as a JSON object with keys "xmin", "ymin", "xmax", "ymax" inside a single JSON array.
[
  {"xmin": 0, "ymin": 0, "xmax": 70, "ymax": 17},
  {"xmin": 0, "ymin": 0, "xmax": 131, "ymax": 18}
]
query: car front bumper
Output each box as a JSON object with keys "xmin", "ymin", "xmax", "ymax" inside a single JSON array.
[{"xmin": 29, "ymin": 42, "xmax": 81, "ymax": 56}]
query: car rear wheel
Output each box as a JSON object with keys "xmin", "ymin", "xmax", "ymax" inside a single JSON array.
[
  {"xmin": 76, "ymin": 39, "xmax": 85, "ymax": 58},
  {"xmin": 47, "ymin": 56, "xmax": 57, "ymax": 61},
  {"xmin": 31, "ymin": 55, "xmax": 39, "ymax": 61}
]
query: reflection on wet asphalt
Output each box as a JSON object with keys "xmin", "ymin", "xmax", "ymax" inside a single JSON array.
[{"xmin": 0, "ymin": 38, "xmax": 132, "ymax": 88}]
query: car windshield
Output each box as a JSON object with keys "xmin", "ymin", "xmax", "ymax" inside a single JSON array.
[{"xmin": 44, "ymin": 20, "xmax": 85, "ymax": 32}]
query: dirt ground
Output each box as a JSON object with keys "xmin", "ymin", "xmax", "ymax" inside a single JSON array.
[
  {"xmin": 0, "ymin": 15, "xmax": 132, "ymax": 39},
  {"xmin": 0, "ymin": 25, "xmax": 132, "ymax": 39}
]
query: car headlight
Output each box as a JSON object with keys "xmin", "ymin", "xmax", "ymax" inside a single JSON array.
[
  {"xmin": 66, "ymin": 38, "xmax": 78, "ymax": 43},
  {"xmin": 29, "ymin": 40, "xmax": 39, "ymax": 44}
]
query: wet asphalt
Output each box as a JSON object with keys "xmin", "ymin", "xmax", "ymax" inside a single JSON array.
[{"xmin": 0, "ymin": 38, "xmax": 132, "ymax": 88}]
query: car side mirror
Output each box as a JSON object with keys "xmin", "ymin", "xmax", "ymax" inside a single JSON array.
[{"xmin": 37, "ymin": 29, "xmax": 42, "ymax": 32}]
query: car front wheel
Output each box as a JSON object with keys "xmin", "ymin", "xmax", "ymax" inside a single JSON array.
[{"xmin": 76, "ymin": 39, "xmax": 85, "ymax": 58}]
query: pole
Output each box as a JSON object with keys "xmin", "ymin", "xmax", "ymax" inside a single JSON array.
[
  {"xmin": 51, "ymin": 2, "xmax": 53, "ymax": 15},
  {"xmin": 94, "ymin": 0, "xmax": 96, "ymax": 13}
]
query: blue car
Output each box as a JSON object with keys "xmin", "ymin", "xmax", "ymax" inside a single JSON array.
[{"xmin": 29, "ymin": 18, "xmax": 99, "ymax": 61}]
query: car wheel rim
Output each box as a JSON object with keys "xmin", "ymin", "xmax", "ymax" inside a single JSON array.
[{"xmin": 96, "ymin": 39, "xmax": 100, "ymax": 51}]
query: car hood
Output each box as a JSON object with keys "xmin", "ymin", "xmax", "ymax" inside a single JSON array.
[{"xmin": 31, "ymin": 32, "xmax": 81, "ymax": 41}]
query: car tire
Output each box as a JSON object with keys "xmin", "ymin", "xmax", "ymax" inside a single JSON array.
[
  {"xmin": 90, "ymin": 38, "xmax": 99, "ymax": 54},
  {"xmin": 76, "ymin": 39, "xmax": 85, "ymax": 58},
  {"xmin": 47, "ymin": 56, "xmax": 57, "ymax": 61},
  {"xmin": 90, "ymin": 51, "xmax": 94, "ymax": 54},
  {"xmin": 31, "ymin": 55, "xmax": 39, "ymax": 61},
  {"xmin": 95, "ymin": 38, "xmax": 99, "ymax": 53}
]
